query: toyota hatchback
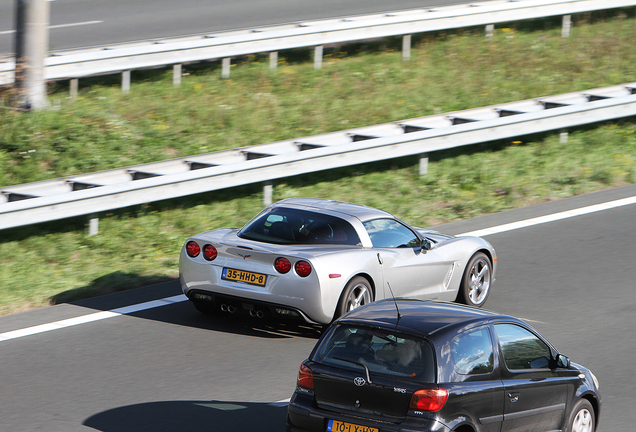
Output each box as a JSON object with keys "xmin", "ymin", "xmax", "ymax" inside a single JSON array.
[{"xmin": 287, "ymin": 299, "xmax": 600, "ymax": 432}]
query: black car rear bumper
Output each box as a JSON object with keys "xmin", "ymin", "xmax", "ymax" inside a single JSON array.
[{"xmin": 287, "ymin": 391, "xmax": 451, "ymax": 432}]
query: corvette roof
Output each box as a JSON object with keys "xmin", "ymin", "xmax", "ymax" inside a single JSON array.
[{"xmin": 273, "ymin": 198, "xmax": 392, "ymax": 221}]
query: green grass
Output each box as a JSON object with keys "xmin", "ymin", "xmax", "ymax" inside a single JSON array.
[{"xmin": 0, "ymin": 12, "xmax": 635, "ymax": 315}]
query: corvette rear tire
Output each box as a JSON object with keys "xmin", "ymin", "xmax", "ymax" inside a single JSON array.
[
  {"xmin": 457, "ymin": 252, "xmax": 491, "ymax": 307},
  {"xmin": 335, "ymin": 276, "xmax": 374, "ymax": 319}
]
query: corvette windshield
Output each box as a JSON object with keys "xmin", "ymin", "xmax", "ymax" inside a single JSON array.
[
  {"xmin": 314, "ymin": 325, "xmax": 436, "ymax": 384},
  {"xmin": 238, "ymin": 207, "xmax": 361, "ymax": 245}
]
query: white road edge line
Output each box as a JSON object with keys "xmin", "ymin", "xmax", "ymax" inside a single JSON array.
[
  {"xmin": 0, "ymin": 294, "xmax": 187, "ymax": 342},
  {"xmin": 458, "ymin": 196, "xmax": 636, "ymax": 237},
  {"xmin": 1, "ymin": 194, "xmax": 635, "ymax": 343}
]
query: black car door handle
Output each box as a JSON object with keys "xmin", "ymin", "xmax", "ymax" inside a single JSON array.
[{"xmin": 507, "ymin": 392, "xmax": 520, "ymax": 403}]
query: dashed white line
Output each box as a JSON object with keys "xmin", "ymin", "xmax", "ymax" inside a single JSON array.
[
  {"xmin": 1, "ymin": 194, "xmax": 635, "ymax": 343},
  {"xmin": 0, "ymin": 20, "xmax": 103, "ymax": 35},
  {"xmin": 49, "ymin": 20, "xmax": 103, "ymax": 30}
]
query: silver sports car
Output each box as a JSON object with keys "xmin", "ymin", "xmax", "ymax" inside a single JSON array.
[{"xmin": 179, "ymin": 198, "xmax": 497, "ymax": 325}]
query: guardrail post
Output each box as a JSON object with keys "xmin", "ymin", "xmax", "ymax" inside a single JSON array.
[
  {"xmin": 560, "ymin": 129, "xmax": 569, "ymax": 143},
  {"xmin": 562, "ymin": 15, "xmax": 572, "ymax": 37},
  {"xmin": 263, "ymin": 181, "xmax": 273, "ymax": 206},
  {"xmin": 486, "ymin": 24, "xmax": 495, "ymax": 38},
  {"xmin": 88, "ymin": 214, "xmax": 99, "ymax": 236},
  {"xmin": 269, "ymin": 52, "xmax": 278, "ymax": 70},
  {"xmin": 70, "ymin": 78, "xmax": 78, "ymax": 98},
  {"xmin": 314, "ymin": 46, "xmax": 323, "ymax": 69},
  {"xmin": 173, "ymin": 64, "xmax": 182, "ymax": 86},
  {"xmin": 419, "ymin": 153, "xmax": 429, "ymax": 175},
  {"xmin": 222, "ymin": 58, "xmax": 231, "ymax": 78},
  {"xmin": 122, "ymin": 70, "xmax": 131, "ymax": 94},
  {"xmin": 402, "ymin": 35, "xmax": 411, "ymax": 60}
]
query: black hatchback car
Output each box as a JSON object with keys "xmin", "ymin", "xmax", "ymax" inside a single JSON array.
[{"xmin": 287, "ymin": 299, "xmax": 600, "ymax": 432}]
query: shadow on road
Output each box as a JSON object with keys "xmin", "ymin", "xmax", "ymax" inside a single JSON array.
[
  {"xmin": 67, "ymin": 279, "xmax": 324, "ymax": 340},
  {"xmin": 83, "ymin": 399, "xmax": 287, "ymax": 432}
]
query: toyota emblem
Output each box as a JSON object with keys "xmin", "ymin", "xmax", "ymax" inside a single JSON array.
[{"xmin": 354, "ymin": 377, "xmax": 366, "ymax": 387}]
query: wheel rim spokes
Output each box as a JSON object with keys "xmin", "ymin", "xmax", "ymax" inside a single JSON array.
[
  {"xmin": 348, "ymin": 285, "xmax": 369, "ymax": 311},
  {"xmin": 469, "ymin": 260, "xmax": 490, "ymax": 304},
  {"xmin": 573, "ymin": 409, "xmax": 593, "ymax": 432}
]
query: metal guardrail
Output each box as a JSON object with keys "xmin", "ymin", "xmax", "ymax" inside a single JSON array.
[
  {"xmin": 1, "ymin": 0, "xmax": 635, "ymax": 86},
  {"xmin": 1, "ymin": 82, "xmax": 635, "ymax": 231}
]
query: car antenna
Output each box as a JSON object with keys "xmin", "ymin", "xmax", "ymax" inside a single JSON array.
[{"xmin": 386, "ymin": 282, "xmax": 402, "ymax": 323}]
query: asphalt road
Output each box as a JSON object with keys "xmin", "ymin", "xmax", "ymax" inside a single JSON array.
[
  {"xmin": 1, "ymin": 184, "xmax": 635, "ymax": 431},
  {"xmin": 0, "ymin": 0, "xmax": 469, "ymax": 55}
]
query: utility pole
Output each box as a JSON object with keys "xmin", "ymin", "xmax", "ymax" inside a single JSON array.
[{"xmin": 14, "ymin": 0, "xmax": 50, "ymax": 110}]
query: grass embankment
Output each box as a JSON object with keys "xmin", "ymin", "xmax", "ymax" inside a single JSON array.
[{"xmin": 0, "ymin": 13, "xmax": 635, "ymax": 315}]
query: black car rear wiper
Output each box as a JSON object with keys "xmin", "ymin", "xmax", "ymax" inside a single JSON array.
[{"xmin": 334, "ymin": 357, "xmax": 373, "ymax": 384}]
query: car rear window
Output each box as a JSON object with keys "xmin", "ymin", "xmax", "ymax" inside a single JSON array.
[
  {"xmin": 312, "ymin": 325, "xmax": 436, "ymax": 384},
  {"xmin": 238, "ymin": 207, "xmax": 361, "ymax": 245}
]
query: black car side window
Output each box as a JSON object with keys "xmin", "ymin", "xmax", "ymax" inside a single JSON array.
[
  {"xmin": 494, "ymin": 324, "xmax": 552, "ymax": 370},
  {"xmin": 451, "ymin": 327, "xmax": 494, "ymax": 375}
]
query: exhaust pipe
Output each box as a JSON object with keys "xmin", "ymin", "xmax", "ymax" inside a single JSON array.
[
  {"xmin": 249, "ymin": 309, "xmax": 266, "ymax": 318},
  {"xmin": 221, "ymin": 304, "xmax": 228, "ymax": 312},
  {"xmin": 227, "ymin": 305, "xmax": 236, "ymax": 313}
]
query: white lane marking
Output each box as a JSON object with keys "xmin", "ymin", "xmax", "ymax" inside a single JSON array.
[
  {"xmin": 0, "ymin": 294, "xmax": 187, "ymax": 342},
  {"xmin": 49, "ymin": 20, "xmax": 103, "ymax": 29},
  {"xmin": 458, "ymin": 196, "xmax": 636, "ymax": 237},
  {"xmin": 2, "ymin": 194, "xmax": 635, "ymax": 343},
  {"xmin": 0, "ymin": 21, "xmax": 102, "ymax": 35}
]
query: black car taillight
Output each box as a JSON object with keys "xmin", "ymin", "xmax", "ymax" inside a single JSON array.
[
  {"xmin": 203, "ymin": 244, "xmax": 218, "ymax": 261},
  {"xmin": 186, "ymin": 241, "xmax": 200, "ymax": 257},
  {"xmin": 409, "ymin": 388, "xmax": 448, "ymax": 412},
  {"xmin": 297, "ymin": 363, "xmax": 314, "ymax": 391}
]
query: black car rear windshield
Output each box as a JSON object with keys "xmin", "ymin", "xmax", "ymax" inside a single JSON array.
[
  {"xmin": 313, "ymin": 325, "xmax": 436, "ymax": 384},
  {"xmin": 238, "ymin": 207, "xmax": 361, "ymax": 245}
]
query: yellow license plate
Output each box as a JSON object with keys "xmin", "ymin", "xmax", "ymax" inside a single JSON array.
[
  {"xmin": 327, "ymin": 420, "xmax": 378, "ymax": 432},
  {"xmin": 222, "ymin": 268, "xmax": 267, "ymax": 286}
]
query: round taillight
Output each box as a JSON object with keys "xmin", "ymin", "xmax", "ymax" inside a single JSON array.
[
  {"xmin": 275, "ymin": 257, "xmax": 292, "ymax": 274},
  {"xmin": 186, "ymin": 241, "xmax": 200, "ymax": 257},
  {"xmin": 297, "ymin": 363, "xmax": 314, "ymax": 391},
  {"xmin": 295, "ymin": 260, "xmax": 312, "ymax": 277},
  {"xmin": 409, "ymin": 388, "xmax": 449, "ymax": 412},
  {"xmin": 203, "ymin": 244, "xmax": 218, "ymax": 261}
]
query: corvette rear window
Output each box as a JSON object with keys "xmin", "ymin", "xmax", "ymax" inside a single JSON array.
[
  {"xmin": 238, "ymin": 207, "xmax": 361, "ymax": 245},
  {"xmin": 313, "ymin": 325, "xmax": 436, "ymax": 384}
]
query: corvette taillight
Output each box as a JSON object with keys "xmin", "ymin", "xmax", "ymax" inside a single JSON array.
[
  {"xmin": 275, "ymin": 257, "xmax": 292, "ymax": 274},
  {"xmin": 203, "ymin": 244, "xmax": 218, "ymax": 261},
  {"xmin": 186, "ymin": 241, "xmax": 200, "ymax": 257},
  {"xmin": 295, "ymin": 261, "xmax": 312, "ymax": 277},
  {"xmin": 409, "ymin": 388, "xmax": 449, "ymax": 412},
  {"xmin": 297, "ymin": 363, "xmax": 314, "ymax": 391}
]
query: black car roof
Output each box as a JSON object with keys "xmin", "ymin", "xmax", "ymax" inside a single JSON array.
[{"xmin": 337, "ymin": 298, "xmax": 509, "ymax": 338}]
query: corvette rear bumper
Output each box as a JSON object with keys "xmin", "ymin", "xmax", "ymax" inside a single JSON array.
[{"xmin": 186, "ymin": 289, "xmax": 322, "ymax": 324}]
